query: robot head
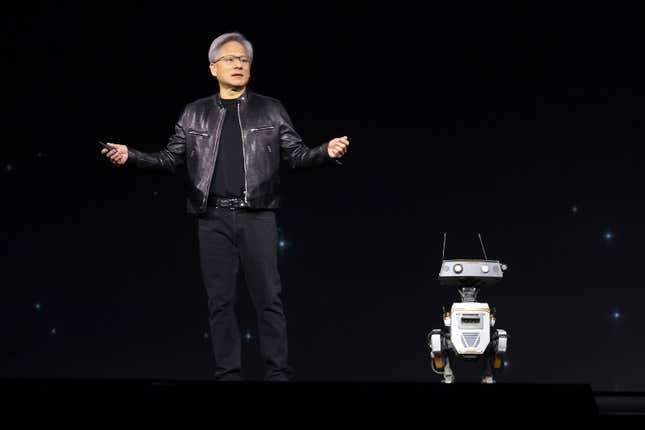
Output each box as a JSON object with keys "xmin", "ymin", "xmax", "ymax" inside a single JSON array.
[
  {"xmin": 439, "ymin": 234, "xmax": 508, "ymax": 299},
  {"xmin": 439, "ymin": 259, "xmax": 507, "ymax": 289}
]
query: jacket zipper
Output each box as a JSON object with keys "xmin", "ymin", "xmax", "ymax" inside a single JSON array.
[
  {"xmin": 202, "ymin": 106, "xmax": 226, "ymax": 209},
  {"xmin": 187, "ymin": 130, "xmax": 210, "ymax": 137},
  {"xmin": 250, "ymin": 126, "xmax": 274, "ymax": 132},
  {"xmin": 237, "ymin": 100, "xmax": 249, "ymax": 205}
]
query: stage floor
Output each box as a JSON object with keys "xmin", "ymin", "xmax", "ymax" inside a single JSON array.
[{"xmin": 1, "ymin": 379, "xmax": 643, "ymax": 418}]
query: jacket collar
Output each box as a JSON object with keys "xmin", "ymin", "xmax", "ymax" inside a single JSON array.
[{"xmin": 214, "ymin": 89, "xmax": 251, "ymax": 108}]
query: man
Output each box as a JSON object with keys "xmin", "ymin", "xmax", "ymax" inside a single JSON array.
[{"xmin": 101, "ymin": 32, "xmax": 349, "ymax": 381}]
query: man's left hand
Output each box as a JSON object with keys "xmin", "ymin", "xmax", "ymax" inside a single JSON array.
[{"xmin": 328, "ymin": 136, "xmax": 350, "ymax": 158}]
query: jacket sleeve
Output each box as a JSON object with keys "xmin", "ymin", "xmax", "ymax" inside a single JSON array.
[
  {"xmin": 125, "ymin": 108, "xmax": 187, "ymax": 173},
  {"xmin": 278, "ymin": 102, "xmax": 333, "ymax": 169}
]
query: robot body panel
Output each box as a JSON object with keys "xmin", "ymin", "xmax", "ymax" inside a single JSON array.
[{"xmin": 450, "ymin": 302, "xmax": 491, "ymax": 355}]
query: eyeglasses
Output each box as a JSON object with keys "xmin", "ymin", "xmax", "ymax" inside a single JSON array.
[{"xmin": 213, "ymin": 55, "xmax": 251, "ymax": 66}]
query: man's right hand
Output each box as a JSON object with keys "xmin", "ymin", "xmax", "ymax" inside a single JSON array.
[{"xmin": 101, "ymin": 143, "xmax": 128, "ymax": 166}]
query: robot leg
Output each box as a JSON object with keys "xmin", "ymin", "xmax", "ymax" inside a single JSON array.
[
  {"xmin": 428, "ymin": 329, "xmax": 455, "ymax": 383},
  {"xmin": 493, "ymin": 329, "xmax": 508, "ymax": 371},
  {"xmin": 481, "ymin": 328, "xmax": 509, "ymax": 383},
  {"xmin": 481, "ymin": 353, "xmax": 495, "ymax": 384}
]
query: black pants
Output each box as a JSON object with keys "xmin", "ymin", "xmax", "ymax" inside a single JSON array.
[{"xmin": 197, "ymin": 206, "xmax": 292, "ymax": 381}]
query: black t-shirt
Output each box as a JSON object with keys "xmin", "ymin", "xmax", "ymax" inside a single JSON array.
[{"xmin": 210, "ymin": 98, "xmax": 246, "ymax": 198}]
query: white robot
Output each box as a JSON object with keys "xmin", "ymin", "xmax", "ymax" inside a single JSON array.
[{"xmin": 428, "ymin": 234, "xmax": 509, "ymax": 383}]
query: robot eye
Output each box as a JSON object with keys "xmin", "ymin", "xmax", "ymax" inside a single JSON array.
[{"xmin": 453, "ymin": 264, "xmax": 463, "ymax": 274}]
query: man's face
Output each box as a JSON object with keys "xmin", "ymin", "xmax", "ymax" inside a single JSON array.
[{"xmin": 209, "ymin": 41, "xmax": 251, "ymax": 89}]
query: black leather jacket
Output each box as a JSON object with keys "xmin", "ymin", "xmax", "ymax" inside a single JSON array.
[{"xmin": 126, "ymin": 90, "xmax": 334, "ymax": 213}]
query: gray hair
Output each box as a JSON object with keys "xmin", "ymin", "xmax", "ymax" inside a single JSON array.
[{"xmin": 208, "ymin": 32, "xmax": 254, "ymax": 63}]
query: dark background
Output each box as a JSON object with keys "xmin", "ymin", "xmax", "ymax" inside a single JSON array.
[{"xmin": 3, "ymin": 2, "xmax": 644, "ymax": 390}]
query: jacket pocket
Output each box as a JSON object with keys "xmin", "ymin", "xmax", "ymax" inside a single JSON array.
[
  {"xmin": 187, "ymin": 130, "xmax": 210, "ymax": 137},
  {"xmin": 250, "ymin": 125, "xmax": 275, "ymax": 132}
]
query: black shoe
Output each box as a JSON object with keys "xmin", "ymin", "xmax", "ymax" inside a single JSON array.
[{"xmin": 214, "ymin": 371, "xmax": 243, "ymax": 381}]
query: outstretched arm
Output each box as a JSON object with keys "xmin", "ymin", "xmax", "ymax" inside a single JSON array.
[
  {"xmin": 278, "ymin": 103, "xmax": 349, "ymax": 168},
  {"xmin": 100, "ymin": 110, "xmax": 187, "ymax": 173}
]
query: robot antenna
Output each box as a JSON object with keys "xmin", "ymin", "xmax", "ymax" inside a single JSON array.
[
  {"xmin": 442, "ymin": 232, "xmax": 447, "ymax": 260},
  {"xmin": 478, "ymin": 233, "xmax": 488, "ymax": 260}
]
